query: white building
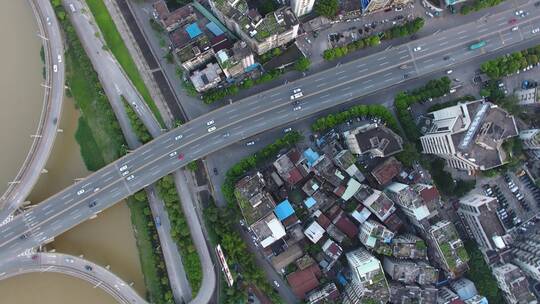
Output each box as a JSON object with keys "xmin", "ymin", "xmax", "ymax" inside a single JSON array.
[
  {"xmin": 419, "ymin": 100, "xmax": 518, "ymax": 173},
  {"xmin": 520, "ymin": 129, "xmax": 540, "ymax": 158},
  {"xmin": 291, "ymin": 0, "xmax": 315, "ymax": 17},
  {"xmin": 384, "ymin": 182, "xmax": 432, "ymax": 227},
  {"xmin": 458, "ymin": 194, "xmax": 506, "ymax": 251},
  {"xmin": 493, "ymin": 263, "xmax": 537, "ymax": 304},
  {"xmin": 343, "ymin": 248, "xmax": 390, "ymax": 304}
]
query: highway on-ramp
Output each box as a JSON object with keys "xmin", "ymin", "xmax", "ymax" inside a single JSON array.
[{"xmin": 0, "ymin": 2, "xmax": 540, "ymax": 262}]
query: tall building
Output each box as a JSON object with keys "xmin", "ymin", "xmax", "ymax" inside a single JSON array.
[
  {"xmin": 343, "ymin": 248, "xmax": 390, "ymax": 304},
  {"xmin": 458, "ymin": 194, "xmax": 506, "ymax": 251},
  {"xmin": 384, "ymin": 182, "xmax": 433, "ymax": 227},
  {"xmin": 419, "ymin": 100, "xmax": 518, "ymax": 173},
  {"xmin": 290, "ymin": 0, "xmax": 315, "ymax": 17},
  {"xmin": 427, "ymin": 221, "xmax": 469, "ymax": 278},
  {"xmin": 511, "ymin": 232, "xmax": 540, "ymax": 281},
  {"xmin": 492, "ymin": 263, "xmax": 537, "ymax": 304},
  {"xmin": 343, "ymin": 123, "xmax": 403, "ymax": 158},
  {"xmin": 208, "ymin": 0, "xmax": 299, "ymax": 55}
]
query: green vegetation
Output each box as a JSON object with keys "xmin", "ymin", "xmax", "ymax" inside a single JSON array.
[
  {"xmin": 415, "ymin": 240, "xmax": 427, "ymax": 250},
  {"xmin": 428, "ymin": 158, "xmax": 476, "ymax": 197},
  {"xmin": 295, "ymin": 56, "xmax": 311, "ymax": 72},
  {"xmin": 314, "ymin": 0, "xmax": 339, "ymax": 18},
  {"xmin": 85, "ymin": 0, "xmax": 165, "ymax": 127},
  {"xmin": 465, "ymin": 241, "xmax": 504, "ymax": 304},
  {"xmin": 122, "ymin": 96, "xmax": 152, "ymax": 143},
  {"xmin": 156, "ymin": 175, "xmax": 202, "ymax": 295},
  {"xmin": 186, "ymin": 161, "xmax": 198, "ymax": 172},
  {"xmin": 396, "ymin": 143, "xmax": 421, "ymax": 168},
  {"xmin": 51, "ymin": 1, "xmax": 125, "ymax": 171},
  {"xmin": 323, "ymin": 18, "xmax": 424, "ymax": 61},
  {"xmin": 310, "ymin": 104, "xmax": 399, "ymax": 133},
  {"xmin": 461, "ymin": 0, "xmax": 505, "ymax": 15},
  {"xmin": 394, "ymin": 77, "xmax": 451, "ymax": 142},
  {"xmin": 481, "ymin": 80, "xmax": 520, "ymax": 115},
  {"xmin": 481, "ymin": 46, "xmax": 540, "ymax": 79},
  {"xmin": 323, "ymin": 36, "xmax": 381, "ymax": 61},
  {"xmin": 383, "ymin": 17, "xmax": 425, "ymax": 40},
  {"xmin": 129, "ymin": 193, "xmax": 174, "ymax": 303},
  {"xmin": 426, "ymin": 95, "xmax": 476, "ymax": 112}
]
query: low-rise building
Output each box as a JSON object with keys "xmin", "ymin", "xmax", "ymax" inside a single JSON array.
[
  {"xmin": 520, "ymin": 129, "xmax": 540, "ymax": 158},
  {"xmin": 273, "ymin": 148, "xmax": 306, "ymax": 186},
  {"xmin": 208, "ymin": 0, "xmax": 300, "ymax": 55},
  {"xmin": 327, "ymin": 205, "xmax": 359, "ymax": 239},
  {"xmin": 361, "ymin": 0, "xmax": 413, "ymax": 15},
  {"xmin": 382, "ymin": 258, "xmax": 438, "ymax": 285},
  {"xmin": 307, "ymin": 282, "xmax": 340, "ymax": 303},
  {"xmin": 344, "ymin": 123, "xmax": 403, "ymax": 157},
  {"xmin": 343, "ymin": 248, "xmax": 390, "ymax": 304},
  {"xmin": 312, "ymin": 154, "xmax": 347, "ymax": 188},
  {"xmin": 437, "ymin": 287, "xmax": 460, "ymax": 304},
  {"xmin": 389, "ymin": 283, "xmax": 438, "ymax": 304},
  {"xmin": 359, "ymin": 220, "xmax": 394, "ymax": 251},
  {"xmin": 235, "ymin": 172, "xmax": 276, "ymax": 225},
  {"xmin": 457, "ymin": 194, "xmax": 506, "ymax": 251},
  {"xmin": 354, "ymin": 185, "xmax": 396, "ymax": 222},
  {"xmin": 251, "ymin": 212, "xmax": 286, "ymax": 248},
  {"xmin": 391, "ymin": 234, "xmax": 428, "ymax": 260},
  {"xmin": 215, "ymin": 40, "xmax": 255, "ymax": 79},
  {"xmin": 450, "ymin": 278, "xmax": 479, "ymax": 301},
  {"xmin": 189, "ymin": 62, "xmax": 223, "ymax": 92},
  {"xmin": 492, "ymin": 263, "xmax": 537, "ymax": 304},
  {"xmin": 334, "ymin": 149, "xmax": 365, "ymax": 182},
  {"xmin": 370, "ymin": 157, "xmax": 402, "ymax": 186},
  {"xmin": 320, "ymin": 239, "xmax": 343, "ymax": 271},
  {"xmin": 419, "ymin": 100, "xmax": 518, "ymax": 173},
  {"xmin": 428, "ymin": 220, "xmax": 469, "ymax": 278},
  {"xmin": 287, "ymin": 263, "xmax": 322, "ymax": 299},
  {"xmin": 304, "ymin": 221, "xmax": 325, "ymax": 244}
]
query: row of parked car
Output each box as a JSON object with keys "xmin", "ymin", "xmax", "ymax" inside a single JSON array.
[
  {"xmin": 504, "ymin": 173, "xmax": 531, "ymax": 212},
  {"xmin": 517, "ymin": 171, "xmax": 540, "ymax": 205},
  {"xmin": 483, "ymin": 184, "xmax": 521, "ymax": 229}
]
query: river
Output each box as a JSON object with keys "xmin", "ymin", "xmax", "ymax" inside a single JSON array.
[{"xmin": 0, "ymin": 1, "xmax": 145, "ymax": 302}]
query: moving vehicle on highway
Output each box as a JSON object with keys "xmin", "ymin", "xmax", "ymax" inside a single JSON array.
[
  {"xmin": 76, "ymin": 189, "xmax": 85, "ymax": 195},
  {"xmin": 174, "ymin": 134, "xmax": 183, "ymax": 140},
  {"xmin": 206, "ymin": 120, "xmax": 215, "ymax": 126},
  {"xmin": 469, "ymin": 40, "xmax": 486, "ymax": 50},
  {"xmin": 126, "ymin": 175, "xmax": 135, "ymax": 181},
  {"xmin": 88, "ymin": 201, "xmax": 97, "ymax": 208},
  {"xmin": 208, "ymin": 126, "xmax": 217, "ymax": 132}
]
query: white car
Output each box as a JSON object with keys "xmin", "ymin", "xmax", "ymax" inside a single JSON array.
[
  {"xmin": 293, "ymin": 88, "xmax": 302, "ymax": 94},
  {"xmin": 515, "ymin": 10, "xmax": 523, "ymax": 16},
  {"xmin": 511, "ymin": 26, "xmax": 519, "ymax": 31},
  {"xmin": 122, "ymin": 170, "xmax": 130, "ymax": 177},
  {"xmin": 65, "ymin": 258, "xmax": 75, "ymax": 263},
  {"xmin": 169, "ymin": 151, "xmax": 177, "ymax": 157},
  {"xmin": 69, "ymin": 3, "xmax": 76, "ymax": 12},
  {"xmin": 174, "ymin": 134, "xmax": 183, "ymax": 140},
  {"xmin": 290, "ymin": 92, "xmax": 303, "ymax": 100},
  {"xmin": 446, "ymin": 69, "xmax": 453, "ymax": 74},
  {"xmin": 533, "ymin": 28, "xmax": 540, "ymax": 34},
  {"xmin": 206, "ymin": 120, "xmax": 215, "ymax": 126},
  {"xmin": 46, "ymin": 17, "xmax": 51, "ymax": 25},
  {"xmin": 293, "ymin": 106, "xmax": 302, "ymax": 111},
  {"xmin": 93, "ymin": 188, "xmax": 100, "ymax": 193},
  {"xmin": 207, "ymin": 126, "xmax": 216, "ymax": 132},
  {"xmin": 53, "ymin": 65, "xmax": 58, "ymax": 73},
  {"xmin": 283, "ymin": 127, "xmax": 292, "ymax": 133},
  {"xmin": 246, "ymin": 141, "xmax": 255, "ymax": 146},
  {"xmin": 57, "ymin": 55, "xmax": 62, "ymax": 63},
  {"xmin": 119, "ymin": 165, "xmax": 128, "ymax": 171},
  {"xmin": 76, "ymin": 189, "xmax": 85, "ymax": 195},
  {"xmin": 273, "ymin": 280, "xmax": 280, "ymax": 288},
  {"xmin": 126, "ymin": 175, "xmax": 135, "ymax": 181},
  {"xmin": 395, "ymin": 7, "xmax": 403, "ymax": 11},
  {"xmin": 413, "ymin": 46, "xmax": 422, "ymax": 52},
  {"xmin": 449, "ymin": 88, "xmax": 456, "ymax": 93}
]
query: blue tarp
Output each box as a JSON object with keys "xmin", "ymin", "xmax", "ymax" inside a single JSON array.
[
  {"xmin": 186, "ymin": 23, "xmax": 202, "ymax": 39},
  {"xmin": 274, "ymin": 200, "xmax": 295, "ymax": 221},
  {"xmin": 206, "ymin": 22, "xmax": 224, "ymax": 36},
  {"xmin": 303, "ymin": 148, "xmax": 320, "ymax": 167},
  {"xmin": 304, "ymin": 197, "xmax": 316, "ymax": 208}
]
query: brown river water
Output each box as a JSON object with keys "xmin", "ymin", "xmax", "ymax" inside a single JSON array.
[{"xmin": 0, "ymin": 1, "xmax": 145, "ymax": 303}]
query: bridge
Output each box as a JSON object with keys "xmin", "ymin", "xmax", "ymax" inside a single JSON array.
[{"xmin": 1, "ymin": 0, "xmax": 539, "ymax": 276}]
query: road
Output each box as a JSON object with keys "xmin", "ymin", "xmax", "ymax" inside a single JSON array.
[
  {"xmin": 0, "ymin": 0, "xmax": 65, "ymax": 223},
  {"xmin": 0, "ymin": 0, "xmax": 539, "ymax": 267},
  {"xmin": 0, "ymin": 251, "xmax": 146, "ymax": 304}
]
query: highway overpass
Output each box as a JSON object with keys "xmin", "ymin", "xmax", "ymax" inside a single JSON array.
[{"xmin": 0, "ymin": 1, "xmax": 540, "ymax": 262}]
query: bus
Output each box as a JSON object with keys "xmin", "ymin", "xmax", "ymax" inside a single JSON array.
[{"xmin": 469, "ymin": 40, "xmax": 486, "ymax": 50}]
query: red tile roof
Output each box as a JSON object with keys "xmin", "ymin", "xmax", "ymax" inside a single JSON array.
[
  {"xmin": 371, "ymin": 157, "xmax": 402, "ymax": 185},
  {"xmin": 288, "ymin": 167, "xmax": 304, "ymax": 185},
  {"xmin": 315, "ymin": 213, "xmax": 331, "ymax": 229},
  {"xmin": 286, "ymin": 264, "xmax": 322, "ymax": 299},
  {"xmin": 333, "ymin": 213, "xmax": 359, "ymax": 239},
  {"xmin": 420, "ymin": 186, "xmax": 440, "ymax": 204}
]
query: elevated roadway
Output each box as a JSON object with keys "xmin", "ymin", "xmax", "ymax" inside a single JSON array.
[
  {"xmin": 1, "ymin": 1, "xmax": 540, "ymax": 262},
  {"xmin": 0, "ymin": 252, "xmax": 146, "ymax": 304},
  {"xmin": 0, "ymin": 0, "xmax": 65, "ymax": 222}
]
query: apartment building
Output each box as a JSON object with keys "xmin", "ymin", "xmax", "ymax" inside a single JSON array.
[
  {"xmin": 384, "ymin": 182, "xmax": 433, "ymax": 227},
  {"xmin": 457, "ymin": 194, "xmax": 505, "ymax": 251},
  {"xmin": 511, "ymin": 232, "xmax": 540, "ymax": 281},
  {"xmin": 208, "ymin": 0, "xmax": 299, "ymax": 55},
  {"xmin": 492, "ymin": 263, "xmax": 537, "ymax": 304},
  {"xmin": 427, "ymin": 220, "xmax": 469, "ymax": 278},
  {"xmin": 343, "ymin": 123, "xmax": 403, "ymax": 157},
  {"xmin": 520, "ymin": 129, "xmax": 540, "ymax": 158},
  {"xmin": 291, "ymin": 0, "xmax": 315, "ymax": 17},
  {"xmin": 343, "ymin": 248, "xmax": 390, "ymax": 304},
  {"xmin": 419, "ymin": 100, "xmax": 518, "ymax": 173}
]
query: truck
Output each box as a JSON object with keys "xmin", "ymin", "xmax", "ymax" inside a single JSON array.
[{"xmin": 469, "ymin": 40, "xmax": 486, "ymax": 50}]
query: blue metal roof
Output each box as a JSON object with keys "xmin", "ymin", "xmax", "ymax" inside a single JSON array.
[
  {"xmin": 186, "ymin": 23, "xmax": 202, "ymax": 39},
  {"xmin": 304, "ymin": 197, "xmax": 316, "ymax": 208},
  {"xmin": 206, "ymin": 22, "xmax": 224, "ymax": 36},
  {"xmin": 303, "ymin": 148, "xmax": 320, "ymax": 167},
  {"xmin": 274, "ymin": 200, "xmax": 295, "ymax": 221}
]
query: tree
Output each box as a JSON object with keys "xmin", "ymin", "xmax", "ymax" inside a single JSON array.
[
  {"xmin": 314, "ymin": 0, "xmax": 339, "ymax": 18},
  {"xmin": 294, "ymin": 57, "xmax": 311, "ymax": 71}
]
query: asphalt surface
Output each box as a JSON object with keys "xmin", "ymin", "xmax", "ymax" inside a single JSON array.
[
  {"xmin": 0, "ymin": 0, "xmax": 65, "ymax": 222},
  {"xmin": 1, "ymin": 0, "xmax": 540, "ymax": 269},
  {"xmin": 0, "ymin": 252, "xmax": 146, "ymax": 304}
]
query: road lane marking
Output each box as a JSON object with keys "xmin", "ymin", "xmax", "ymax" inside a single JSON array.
[
  {"xmin": 337, "ymin": 75, "xmax": 348, "ymax": 81},
  {"xmin": 356, "ymin": 63, "xmax": 366, "ymax": 67},
  {"xmin": 439, "ymin": 41, "xmax": 449, "ymax": 46},
  {"xmin": 399, "ymin": 55, "xmax": 408, "ymax": 59},
  {"xmin": 377, "ymin": 56, "xmax": 387, "ymax": 61},
  {"xmin": 314, "ymin": 77, "xmax": 325, "ymax": 82},
  {"xmin": 379, "ymin": 61, "xmax": 389, "ymax": 65},
  {"xmin": 270, "ymin": 92, "xmax": 281, "ymax": 97},
  {"xmin": 397, "ymin": 49, "xmax": 408, "ymax": 54},
  {"xmin": 359, "ymin": 68, "xmax": 368, "ymax": 73},
  {"xmin": 478, "ymin": 28, "xmax": 489, "ymax": 33},
  {"xmin": 457, "ymin": 30, "xmax": 467, "ymax": 34},
  {"xmin": 383, "ymin": 72, "xmax": 392, "ymax": 77},
  {"xmin": 336, "ymin": 70, "xmax": 346, "ymax": 75},
  {"xmin": 365, "ymin": 84, "xmax": 374, "ymax": 89},
  {"xmin": 316, "ymin": 83, "xmax": 325, "ymax": 88},
  {"xmin": 143, "ymin": 154, "xmax": 153, "ymax": 161}
]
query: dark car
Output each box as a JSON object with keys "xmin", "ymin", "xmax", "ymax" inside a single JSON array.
[
  {"xmin": 213, "ymin": 168, "xmax": 218, "ymax": 175},
  {"xmin": 85, "ymin": 265, "xmax": 93, "ymax": 271},
  {"xmin": 88, "ymin": 201, "xmax": 97, "ymax": 208}
]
